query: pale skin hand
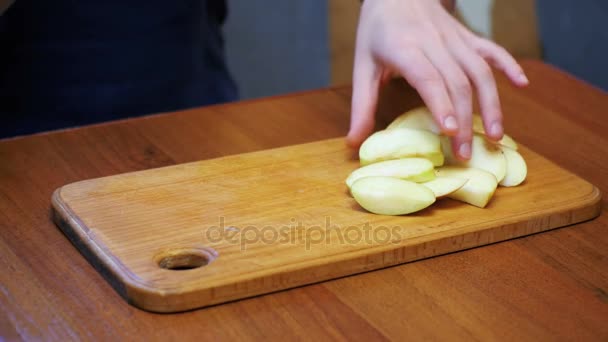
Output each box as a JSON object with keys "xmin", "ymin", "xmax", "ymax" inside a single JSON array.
[{"xmin": 347, "ymin": 0, "xmax": 529, "ymax": 160}]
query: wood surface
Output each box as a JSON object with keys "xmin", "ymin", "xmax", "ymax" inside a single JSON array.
[
  {"xmin": 1, "ymin": 60, "xmax": 608, "ymax": 339},
  {"xmin": 52, "ymin": 136, "xmax": 600, "ymax": 313}
]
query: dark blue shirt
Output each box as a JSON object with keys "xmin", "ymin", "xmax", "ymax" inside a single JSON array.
[{"xmin": 0, "ymin": 0, "xmax": 237, "ymax": 138}]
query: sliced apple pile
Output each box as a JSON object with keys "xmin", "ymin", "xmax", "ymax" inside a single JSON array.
[
  {"xmin": 440, "ymin": 134, "xmax": 506, "ymax": 183},
  {"xmin": 345, "ymin": 158, "xmax": 435, "ymax": 189},
  {"xmin": 351, "ymin": 177, "xmax": 436, "ymax": 215},
  {"xmin": 472, "ymin": 116, "xmax": 518, "ymax": 150},
  {"xmin": 387, "ymin": 106, "xmax": 442, "ymax": 134},
  {"xmin": 359, "ymin": 128, "xmax": 444, "ymax": 166},
  {"xmin": 421, "ymin": 176, "xmax": 468, "ymax": 198},
  {"xmin": 347, "ymin": 106, "xmax": 528, "ymax": 215},
  {"xmin": 499, "ymin": 146, "xmax": 527, "ymax": 187},
  {"xmin": 435, "ymin": 167, "xmax": 497, "ymax": 208},
  {"xmin": 388, "ymin": 106, "xmax": 518, "ymax": 150}
]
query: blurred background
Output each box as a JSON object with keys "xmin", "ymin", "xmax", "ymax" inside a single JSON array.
[
  {"xmin": 224, "ymin": 0, "xmax": 607, "ymax": 100},
  {"xmin": 0, "ymin": 0, "xmax": 605, "ymax": 139}
]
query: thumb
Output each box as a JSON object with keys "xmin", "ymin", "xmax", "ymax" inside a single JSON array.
[{"xmin": 346, "ymin": 55, "xmax": 381, "ymax": 148}]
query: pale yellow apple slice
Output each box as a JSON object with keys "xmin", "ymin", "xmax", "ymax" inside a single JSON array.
[
  {"xmin": 387, "ymin": 106, "xmax": 441, "ymax": 134},
  {"xmin": 388, "ymin": 107, "xmax": 518, "ymax": 150},
  {"xmin": 500, "ymin": 146, "xmax": 528, "ymax": 187},
  {"xmin": 441, "ymin": 134, "xmax": 507, "ymax": 183},
  {"xmin": 345, "ymin": 158, "xmax": 435, "ymax": 189},
  {"xmin": 471, "ymin": 115, "xmax": 518, "ymax": 150},
  {"xmin": 435, "ymin": 167, "xmax": 498, "ymax": 208},
  {"xmin": 351, "ymin": 176, "xmax": 436, "ymax": 215},
  {"xmin": 359, "ymin": 128, "xmax": 444, "ymax": 166},
  {"xmin": 498, "ymin": 134, "xmax": 518, "ymax": 150},
  {"xmin": 421, "ymin": 176, "xmax": 468, "ymax": 198}
]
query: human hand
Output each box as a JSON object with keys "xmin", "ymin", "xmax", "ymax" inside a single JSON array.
[{"xmin": 346, "ymin": 0, "xmax": 529, "ymax": 160}]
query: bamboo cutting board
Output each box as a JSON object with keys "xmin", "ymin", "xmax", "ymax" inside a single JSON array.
[{"xmin": 52, "ymin": 138, "xmax": 601, "ymax": 313}]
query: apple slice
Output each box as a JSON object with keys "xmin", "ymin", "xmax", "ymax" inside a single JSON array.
[
  {"xmin": 497, "ymin": 134, "xmax": 518, "ymax": 150},
  {"xmin": 500, "ymin": 146, "xmax": 527, "ymax": 187},
  {"xmin": 359, "ymin": 128, "xmax": 444, "ymax": 166},
  {"xmin": 421, "ymin": 176, "xmax": 468, "ymax": 198},
  {"xmin": 388, "ymin": 107, "xmax": 518, "ymax": 150},
  {"xmin": 351, "ymin": 176, "xmax": 436, "ymax": 215},
  {"xmin": 441, "ymin": 134, "xmax": 506, "ymax": 183},
  {"xmin": 387, "ymin": 106, "xmax": 441, "ymax": 134},
  {"xmin": 472, "ymin": 115, "xmax": 518, "ymax": 150},
  {"xmin": 436, "ymin": 167, "xmax": 498, "ymax": 208},
  {"xmin": 345, "ymin": 158, "xmax": 435, "ymax": 189}
]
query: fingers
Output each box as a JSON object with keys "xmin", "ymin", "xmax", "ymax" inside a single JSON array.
[
  {"xmin": 446, "ymin": 33, "xmax": 504, "ymax": 141},
  {"xmin": 471, "ymin": 36, "xmax": 529, "ymax": 88},
  {"xmin": 421, "ymin": 38, "xmax": 474, "ymax": 158},
  {"xmin": 347, "ymin": 54, "xmax": 381, "ymax": 148},
  {"xmin": 387, "ymin": 47, "xmax": 458, "ymax": 136},
  {"xmin": 467, "ymin": 55, "xmax": 504, "ymax": 140},
  {"xmin": 380, "ymin": 68, "xmax": 397, "ymax": 85},
  {"xmin": 348, "ymin": 0, "xmax": 523, "ymax": 159},
  {"xmin": 450, "ymin": 134, "xmax": 471, "ymax": 162}
]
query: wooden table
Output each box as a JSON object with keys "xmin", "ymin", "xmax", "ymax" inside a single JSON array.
[{"xmin": 1, "ymin": 60, "xmax": 607, "ymax": 340}]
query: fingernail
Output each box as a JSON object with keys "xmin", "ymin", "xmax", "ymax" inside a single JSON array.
[
  {"xmin": 444, "ymin": 116, "xmax": 458, "ymax": 131},
  {"xmin": 490, "ymin": 122, "xmax": 503, "ymax": 137},
  {"xmin": 459, "ymin": 142, "xmax": 471, "ymax": 159},
  {"xmin": 518, "ymin": 73, "xmax": 529, "ymax": 84}
]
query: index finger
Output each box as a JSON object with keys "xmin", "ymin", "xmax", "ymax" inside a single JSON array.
[{"xmin": 386, "ymin": 47, "xmax": 458, "ymax": 136}]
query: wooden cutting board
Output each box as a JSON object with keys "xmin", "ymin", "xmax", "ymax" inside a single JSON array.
[{"xmin": 52, "ymin": 138, "xmax": 601, "ymax": 313}]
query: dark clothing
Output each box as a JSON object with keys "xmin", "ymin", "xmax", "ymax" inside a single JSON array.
[{"xmin": 0, "ymin": 0, "xmax": 237, "ymax": 138}]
